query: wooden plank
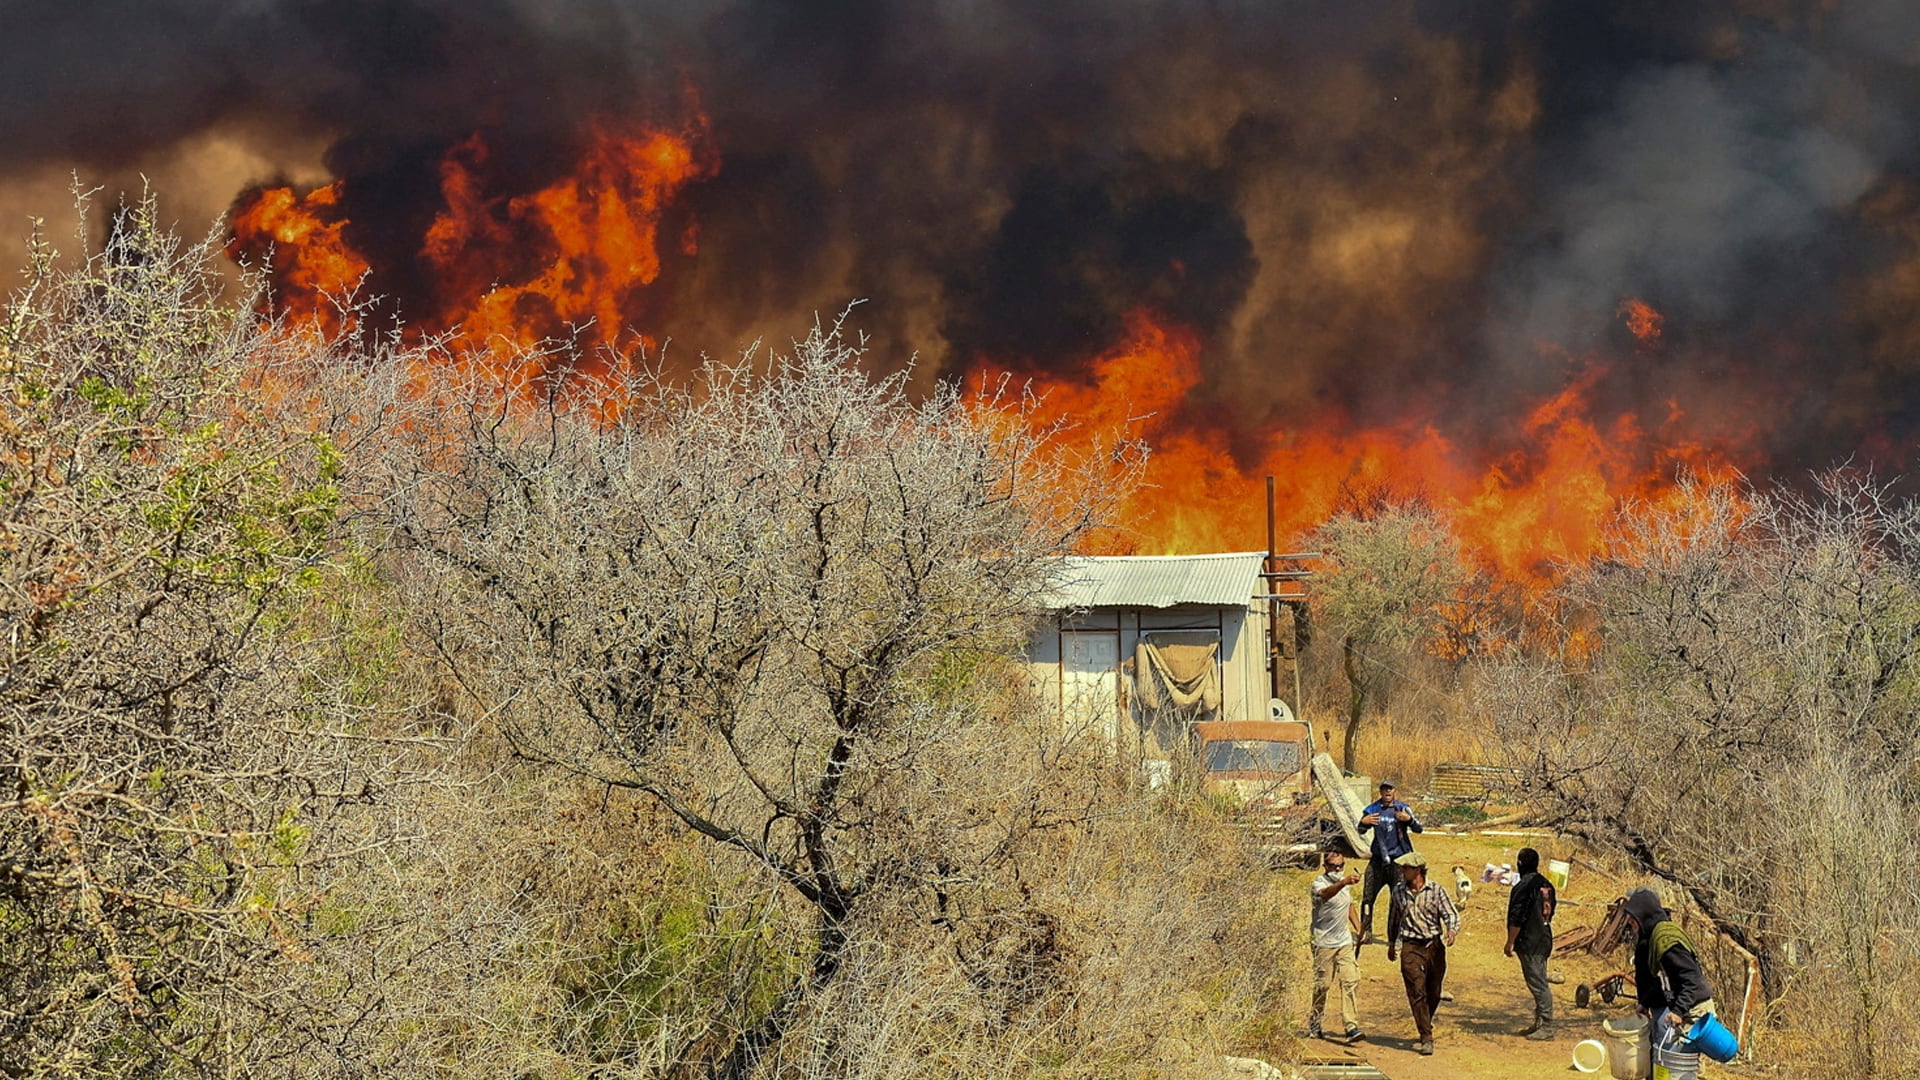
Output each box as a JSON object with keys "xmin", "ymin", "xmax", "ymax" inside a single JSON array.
[
  {"xmin": 1552, "ymin": 926, "xmax": 1597, "ymax": 955},
  {"xmin": 1588, "ymin": 897, "xmax": 1632, "ymax": 957},
  {"xmin": 1312, "ymin": 752, "xmax": 1372, "ymax": 857}
]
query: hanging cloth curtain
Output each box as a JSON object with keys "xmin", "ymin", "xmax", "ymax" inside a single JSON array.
[{"xmin": 1133, "ymin": 632, "xmax": 1222, "ymax": 713}]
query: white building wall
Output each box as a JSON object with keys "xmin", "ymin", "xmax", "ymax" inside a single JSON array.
[{"xmin": 1024, "ymin": 601, "xmax": 1271, "ymax": 747}]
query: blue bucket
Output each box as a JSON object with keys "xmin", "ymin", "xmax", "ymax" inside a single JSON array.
[{"xmin": 1682, "ymin": 1012, "xmax": 1739, "ymax": 1063}]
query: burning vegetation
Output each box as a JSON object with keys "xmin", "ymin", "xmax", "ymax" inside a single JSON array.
[
  {"xmin": 229, "ymin": 134, "xmax": 1747, "ymax": 595},
  {"xmin": 230, "ymin": 112, "xmax": 717, "ymax": 358},
  {"xmin": 12, "ymin": 5, "xmax": 1920, "ymax": 1077},
  {"xmin": 171, "ymin": 2, "xmax": 1915, "ymax": 593}
]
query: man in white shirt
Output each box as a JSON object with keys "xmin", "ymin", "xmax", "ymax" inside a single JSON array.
[{"xmin": 1308, "ymin": 850, "xmax": 1364, "ymax": 1043}]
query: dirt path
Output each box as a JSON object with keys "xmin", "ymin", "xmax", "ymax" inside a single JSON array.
[{"xmin": 1283, "ymin": 831, "xmax": 1675, "ymax": 1080}]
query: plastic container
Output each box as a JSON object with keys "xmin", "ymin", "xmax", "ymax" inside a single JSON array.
[
  {"xmin": 1602, "ymin": 1015, "xmax": 1651, "ymax": 1080},
  {"xmin": 1546, "ymin": 858, "xmax": 1571, "ymax": 890},
  {"xmin": 1682, "ymin": 1012, "xmax": 1739, "ymax": 1062},
  {"xmin": 1571, "ymin": 1039, "xmax": 1609, "ymax": 1074}
]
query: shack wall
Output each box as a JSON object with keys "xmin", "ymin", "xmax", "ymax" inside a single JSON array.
[{"xmin": 1024, "ymin": 600, "xmax": 1272, "ymax": 750}]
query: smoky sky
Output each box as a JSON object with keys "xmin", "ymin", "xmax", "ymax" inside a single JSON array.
[{"xmin": 6, "ymin": 0, "xmax": 1920, "ymax": 473}]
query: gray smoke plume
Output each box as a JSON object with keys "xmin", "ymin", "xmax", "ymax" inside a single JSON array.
[{"xmin": 4, "ymin": 1, "xmax": 1920, "ymax": 473}]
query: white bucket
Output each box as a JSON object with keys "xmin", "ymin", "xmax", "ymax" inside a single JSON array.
[
  {"xmin": 1571, "ymin": 1039, "xmax": 1608, "ymax": 1074},
  {"xmin": 1601, "ymin": 1015, "xmax": 1651, "ymax": 1080}
]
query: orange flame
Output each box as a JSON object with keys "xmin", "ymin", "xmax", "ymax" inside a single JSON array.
[
  {"xmin": 232, "ymin": 118, "xmax": 1744, "ymax": 595},
  {"xmin": 226, "ymin": 182, "xmax": 368, "ymax": 338},
  {"xmin": 421, "ymin": 121, "xmax": 715, "ymax": 356},
  {"xmin": 1619, "ymin": 297, "xmax": 1663, "ymax": 346},
  {"xmin": 229, "ymin": 109, "xmax": 715, "ymax": 361},
  {"xmin": 977, "ymin": 309, "xmax": 1745, "ymax": 593}
]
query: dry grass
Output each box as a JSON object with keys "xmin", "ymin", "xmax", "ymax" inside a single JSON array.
[
  {"xmin": 758, "ymin": 793, "xmax": 1299, "ymax": 1080},
  {"xmin": 1312, "ymin": 707, "xmax": 1493, "ymax": 794}
]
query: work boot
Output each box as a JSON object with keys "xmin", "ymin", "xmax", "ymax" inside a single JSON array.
[
  {"xmin": 1526, "ymin": 1026, "xmax": 1556, "ymax": 1041},
  {"xmin": 1517, "ymin": 1021, "xmax": 1540, "ymax": 1036}
]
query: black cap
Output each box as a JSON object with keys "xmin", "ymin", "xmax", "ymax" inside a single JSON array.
[{"xmin": 1379, "ymin": 780, "xmax": 1396, "ymax": 790}]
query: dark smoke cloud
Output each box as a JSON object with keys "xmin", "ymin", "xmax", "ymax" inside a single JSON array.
[
  {"xmin": 5, "ymin": 1, "xmax": 1920, "ymax": 472},
  {"xmin": 1484, "ymin": 22, "xmax": 1886, "ymax": 464}
]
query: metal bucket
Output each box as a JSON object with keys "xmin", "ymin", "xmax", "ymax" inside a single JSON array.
[{"xmin": 1652, "ymin": 1022, "xmax": 1700, "ymax": 1080}]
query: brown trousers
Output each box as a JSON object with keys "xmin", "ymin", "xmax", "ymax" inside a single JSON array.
[{"xmin": 1398, "ymin": 938, "xmax": 1447, "ymax": 1042}]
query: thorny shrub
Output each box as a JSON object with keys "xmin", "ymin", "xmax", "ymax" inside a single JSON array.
[{"xmin": 1, "ymin": 205, "xmax": 1299, "ymax": 1079}]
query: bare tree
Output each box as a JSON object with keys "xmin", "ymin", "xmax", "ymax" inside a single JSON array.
[
  {"xmin": 0, "ymin": 204, "xmax": 1300, "ymax": 1079},
  {"xmin": 380, "ymin": 319, "xmax": 1140, "ymax": 1076},
  {"xmin": 1484, "ymin": 473, "xmax": 1920, "ymax": 1075},
  {"xmin": 1308, "ymin": 500, "xmax": 1471, "ymax": 771}
]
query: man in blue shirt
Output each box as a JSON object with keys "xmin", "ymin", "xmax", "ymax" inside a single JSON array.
[{"xmin": 1357, "ymin": 780, "xmax": 1423, "ymax": 946}]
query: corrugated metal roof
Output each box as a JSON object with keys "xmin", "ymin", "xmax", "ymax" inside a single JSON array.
[{"xmin": 1043, "ymin": 552, "xmax": 1268, "ymax": 610}]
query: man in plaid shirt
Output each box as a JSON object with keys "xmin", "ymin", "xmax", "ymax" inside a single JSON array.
[{"xmin": 1386, "ymin": 851, "xmax": 1459, "ymax": 1057}]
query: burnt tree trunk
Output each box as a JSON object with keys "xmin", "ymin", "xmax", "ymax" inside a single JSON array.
[{"xmin": 1342, "ymin": 633, "xmax": 1368, "ymax": 772}]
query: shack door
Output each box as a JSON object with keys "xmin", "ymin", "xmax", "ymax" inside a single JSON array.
[{"xmin": 1060, "ymin": 631, "xmax": 1121, "ymax": 745}]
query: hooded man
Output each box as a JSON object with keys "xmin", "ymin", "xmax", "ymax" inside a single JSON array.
[
  {"xmin": 1621, "ymin": 887, "xmax": 1717, "ymax": 1049},
  {"xmin": 1503, "ymin": 847, "xmax": 1556, "ymax": 1039}
]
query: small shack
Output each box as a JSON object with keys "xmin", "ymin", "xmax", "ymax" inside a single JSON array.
[{"xmin": 1025, "ymin": 552, "xmax": 1273, "ymax": 756}]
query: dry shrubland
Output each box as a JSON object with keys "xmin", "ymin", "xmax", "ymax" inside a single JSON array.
[
  {"xmin": 0, "ymin": 205, "xmax": 1291, "ymax": 1078},
  {"xmin": 1482, "ymin": 475, "xmax": 1920, "ymax": 1079},
  {"xmin": 17, "ymin": 198, "xmax": 1914, "ymax": 1080},
  {"xmin": 1282, "ymin": 477, "xmax": 1920, "ymax": 1078}
]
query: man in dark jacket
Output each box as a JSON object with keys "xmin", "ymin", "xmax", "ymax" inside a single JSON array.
[
  {"xmin": 1357, "ymin": 780, "xmax": 1422, "ymax": 945},
  {"xmin": 1503, "ymin": 847, "xmax": 1556, "ymax": 1039},
  {"xmin": 1621, "ymin": 887, "xmax": 1717, "ymax": 1048}
]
